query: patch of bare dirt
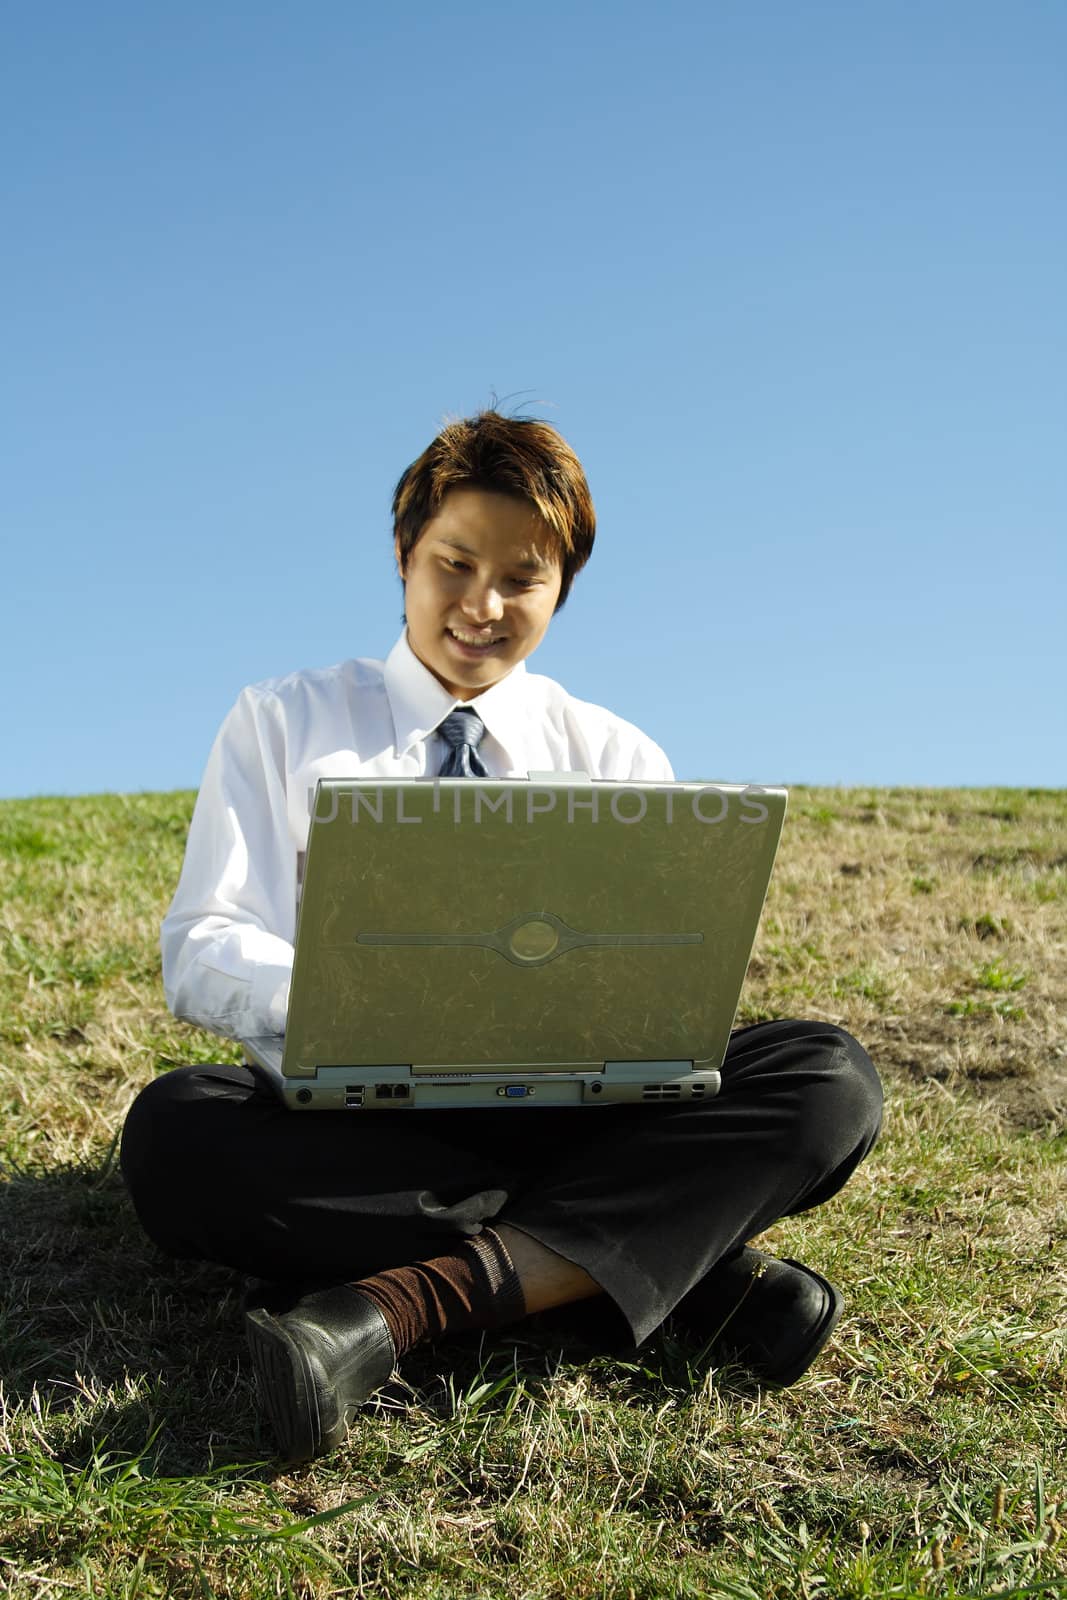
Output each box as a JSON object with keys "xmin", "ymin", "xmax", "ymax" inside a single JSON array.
[{"xmin": 867, "ymin": 1014, "xmax": 1067, "ymax": 1132}]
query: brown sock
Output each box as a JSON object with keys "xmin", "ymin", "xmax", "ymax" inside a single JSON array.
[{"xmin": 352, "ymin": 1227, "xmax": 526, "ymax": 1358}]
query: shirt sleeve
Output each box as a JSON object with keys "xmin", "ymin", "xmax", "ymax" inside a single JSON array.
[
  {"xmin": 161, "ymin": 685, "xmax": 297, "ymax": 1039},
  {"xmin": 627, "ymin": 736, "xmax": 675, "ymax": 782}
]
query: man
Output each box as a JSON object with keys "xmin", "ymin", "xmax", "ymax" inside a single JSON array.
[{"xmin": 120, "ymin": 410, "xmax": 882, "ymax": 1464}]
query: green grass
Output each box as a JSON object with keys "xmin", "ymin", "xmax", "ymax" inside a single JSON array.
[{"xmin": 1, "ymin": 787, "xmax": 1065, "ymax": 1598}]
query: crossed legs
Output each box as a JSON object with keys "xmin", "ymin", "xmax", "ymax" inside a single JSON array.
[{"xmin": 120, "ymin": 1020, "xmax": 882, "ymax": 1455}]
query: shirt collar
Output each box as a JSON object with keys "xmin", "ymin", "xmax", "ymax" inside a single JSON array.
[{"xmin": 383, "ymin": 631, "xmax": 531, "ymax": 770}]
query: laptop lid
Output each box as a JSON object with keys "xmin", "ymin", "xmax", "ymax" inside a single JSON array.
[{"xmin": 275, "ymin": 777, "xmax": 785, "ymax": 1079}]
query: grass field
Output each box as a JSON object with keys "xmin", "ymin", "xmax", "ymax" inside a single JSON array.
[{"xmin": 1, "ymin": 786, "xmax": 1064, "ymax": 1599}]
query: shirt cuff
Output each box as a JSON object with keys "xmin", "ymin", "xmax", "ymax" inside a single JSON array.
[{"xmin": 251, "ymin": 957, "xmax": 293, "ymax": 1035}]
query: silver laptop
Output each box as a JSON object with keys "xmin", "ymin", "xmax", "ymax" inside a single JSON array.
[{"xmin": 243, "ymin": 776, "xmax": 786, "ymax": 1110}]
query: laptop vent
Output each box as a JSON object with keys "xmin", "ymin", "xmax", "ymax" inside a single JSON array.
[
  {"xmin": 642, "ymin": 1083, "xmax": 682, "ymax": 1100},
  {"xmin": 344, "ymin": 1086, "xmax": 365, "ymax": 1109}
]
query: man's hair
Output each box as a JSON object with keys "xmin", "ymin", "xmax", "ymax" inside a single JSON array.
[{"xmin": 391, "ymin": 410, "xmax": 596, "ymax": 609}]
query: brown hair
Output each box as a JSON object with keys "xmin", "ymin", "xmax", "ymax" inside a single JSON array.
[{"xmin": 391, "ymin": 410, "xmax": 596, "ymax": 609}]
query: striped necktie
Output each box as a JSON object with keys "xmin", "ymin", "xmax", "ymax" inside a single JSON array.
[{"xmin": 437, "ymin": 707, "xmax": 490, "ymax": 778}]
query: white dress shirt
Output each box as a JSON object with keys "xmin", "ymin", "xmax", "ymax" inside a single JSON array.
[{"xmin": 162, "ymin": 631, "xmax": 674, "ymax": 1040}]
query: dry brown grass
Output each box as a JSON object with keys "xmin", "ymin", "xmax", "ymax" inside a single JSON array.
[{"xmin": 744, "ymin": 787, "xmax": 1067, "ymax": 1132}]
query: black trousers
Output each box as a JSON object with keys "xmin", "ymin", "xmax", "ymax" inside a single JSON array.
[{"xmin": 120, "ymin": 1020, "xmax": 882, "ymax": 1346}]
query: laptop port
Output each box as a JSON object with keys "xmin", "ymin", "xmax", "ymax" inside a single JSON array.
[
  {"xmin": 393, "ymin": 1084, "xmax": 410, "ymax": 1098},
  {"xmin": 344, "ymin": 1086, "xmax": 364, "ymax": 1108},
  {"xmin": 497, "ymin": 1084, "xmax": 534, "ymax": 1098},
  {"xmin": 374, "ymin": 1084, "xmax": 395, "ymax": 1099}
]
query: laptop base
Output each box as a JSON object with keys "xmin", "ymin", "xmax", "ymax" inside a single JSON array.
[{"xmin": 244, "ymin": 1044, "xmax": 722, "ymax": 1110}]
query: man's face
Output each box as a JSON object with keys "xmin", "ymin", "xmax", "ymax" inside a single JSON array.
[{"xmin": 396, "ymin": 486, "xmax": 563, "ymax": 700}]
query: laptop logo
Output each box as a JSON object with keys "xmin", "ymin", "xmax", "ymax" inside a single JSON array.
[{"xmin": 353, "ymin": 910, "xmax": 703, "ymax": 969}]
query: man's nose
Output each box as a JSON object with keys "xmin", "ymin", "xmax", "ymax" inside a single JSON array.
[{"xmin": 460, "ymin": 578, "xmax": 504, "ymax": 623}]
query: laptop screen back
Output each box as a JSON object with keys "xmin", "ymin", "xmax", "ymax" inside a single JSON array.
[{"xmin": 281, "ymin": 779, "xmax": 786, "ymax": 1078}]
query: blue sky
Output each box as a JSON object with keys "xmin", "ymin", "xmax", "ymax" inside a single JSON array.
[{"xmin": 3, "ymin": 0, "xmax": 1065, "ymax": 797}]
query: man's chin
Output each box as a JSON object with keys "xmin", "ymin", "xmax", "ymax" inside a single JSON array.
[
  {"xmin": 452, "ymin": 660, "xmax": 512, "ymax": 695},
  {"xmin": 423, "ymin": 650, "xmax": 515, "ymax": 700}
]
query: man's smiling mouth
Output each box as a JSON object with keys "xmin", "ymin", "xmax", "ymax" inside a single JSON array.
[{"xmin": 447, "ymin": 627, "xmax": 506, "ymax": 650}]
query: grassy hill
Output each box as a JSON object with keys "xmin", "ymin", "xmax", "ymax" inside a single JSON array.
[{"xmin": 1, "ymin": 787, "xmax": 1064, "ymax": 1599}]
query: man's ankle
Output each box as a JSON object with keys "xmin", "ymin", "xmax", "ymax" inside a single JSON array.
[{"xmin": 351, "ymin": 1228, "xmax": 526, "ymax": 1357}]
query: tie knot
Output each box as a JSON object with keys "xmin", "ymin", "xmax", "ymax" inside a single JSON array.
[
  {"xmin": 436, "ymin": 706, "xmax": 490, "ymax": 778},
  {"xmin": 438, "ymin": 707, "xmax": 486, "ymax": 751}
]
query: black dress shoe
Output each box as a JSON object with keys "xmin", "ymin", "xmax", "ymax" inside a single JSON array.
[
  {"xmin": 673, "ymin": 1248, "xmax": 843, "ymax": 1386},
  {"xmin": 245, "ymin": 1284, "xmax": 396, "ymax": 1462}
]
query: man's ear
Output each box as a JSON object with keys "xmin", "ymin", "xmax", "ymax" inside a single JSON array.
[{"xmin": 393, "ymin": 535, "xmax": 406, "ymax": 579}]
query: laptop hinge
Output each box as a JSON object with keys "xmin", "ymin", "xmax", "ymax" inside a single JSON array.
[
  {"xmin": 602, "ymin": 1060, "xmax": 694, "ymax": 1081},
  {"xmin": 411, "ymin": 1060, "xmax": 600, "ymax": 1077}
]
